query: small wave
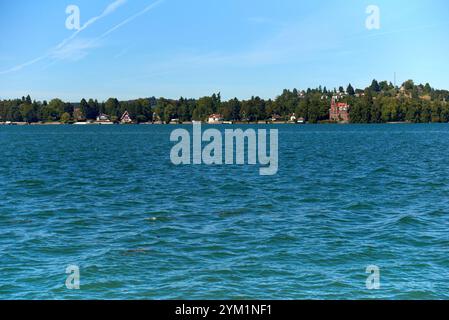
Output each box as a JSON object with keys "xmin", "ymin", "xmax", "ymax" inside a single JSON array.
[
  {"xmin": 371, "ymin": 167, "xmax": 388, "ymax": 174},
  {"xmin": 121, "ymin": 248, "xmax": 151, "ymax": 256},
  {"xmin": 345, "ymin": 202, "xmax": 373, "ymax": 210},
  {"xmin": 14, "ymin": 179, "xmax": 45, "ymax": 187},
  {"xmin": 218, "ymin": 208, "xmax": 248, "ymax": 217},
  {"xmin": 396, "ymin": 215, "xmax": 423, "ymax": 226}
]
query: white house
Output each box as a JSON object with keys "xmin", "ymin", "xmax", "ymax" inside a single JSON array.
[
  {"xmin": 208, "ymin": 114, "xmax": 224, "ymax": 124},
  {"xmin": 290, "ymin": 113, "xmax": 297, "ymax": 122},
  {"xmin": 96, "ymin": 113, "xmax": 111, "ymax": 123}
]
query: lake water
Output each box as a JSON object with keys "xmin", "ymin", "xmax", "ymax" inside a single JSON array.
[{"xmin": 1, "ymin": 123, "xmax": 449, "ymax": 299}]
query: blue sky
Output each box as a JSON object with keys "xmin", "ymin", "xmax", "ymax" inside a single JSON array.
[{"xmin": 0, "ymin": 0, "xmax": 448, "ymax": 102}]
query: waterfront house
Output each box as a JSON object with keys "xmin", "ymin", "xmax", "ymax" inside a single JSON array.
[
  {"xmin": 329, "ymin": 96, "xmax": 350, "ymax": 123},
  {"xmin": 208, "ymin": 114, "xmax": 224, "ymax": 124},
  {"xmin": 120, "ymin": 111, "xmax": 132, "ymax": 124},
  {"xmin": 289, "ymin": 113, "xmax": 297, "ymax": 123},
  {"xmin": 271, "ymin": 114, "xmax": 282, "ymax": 123},
  {"xmin": 97, "ymin": 114, "xmax": 107, "ymax": 121},
  {"xmin": 297, "ymin": 117, "xmax": 305, "ymax": 124},
  {"xmin": 96, "ymin": 113, "xmax": 112, "ymax": 124}
]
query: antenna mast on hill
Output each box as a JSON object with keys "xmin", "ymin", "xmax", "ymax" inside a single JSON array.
[{"xmin": 394, "ymin": 72, "xmax": 397, "ymax": 87}]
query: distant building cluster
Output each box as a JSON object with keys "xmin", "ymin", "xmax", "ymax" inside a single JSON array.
[{"xmin": 72, "ymin": 109, "xmax": 133, "ymax": 125}]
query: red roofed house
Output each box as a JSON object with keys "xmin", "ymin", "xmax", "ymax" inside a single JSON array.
[
  {"xmin": 120, "ymin": 111, "xmax": 133, "ymax": 124},
  {"xmin": 330, "ymin": 97, "xmax": 350, "ymax": 123},
  {"xmin": 208, "ymin": 114, "xmax": 224, "ymax": 124}
]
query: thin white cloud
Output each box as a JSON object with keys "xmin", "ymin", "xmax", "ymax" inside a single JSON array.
[
  {"xmin": 60, "ymin": 0, "xmax": 165, "ymax": 62},
  {"xmin": 55, "ymin": 0, "xmax": 165, "ymax": 62},
  {"xmin": 98, "ymin": 0, "xmax": 165, "ymax": 40},
  {"xmin": 0, "ymin": 0, "xmax": 128, "ymax": 75},
  {"xmin": 0, "ymin": 55, "xmax": 48, "ymax": 74},
  {"xmin": 50, "ymin": 38, "xmax": 103, "ymax": 61},
  {"xmin": 54, "ymin": 0, "xmax": 127, "ymax": 51}
]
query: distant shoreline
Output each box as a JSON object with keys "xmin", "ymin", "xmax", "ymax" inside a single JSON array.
[
  {"xmin": 2, "ymin": 79, "xmax": 449, "ymax": 127},
  {"xmin": 0, "ymin": 120, "xmax": 433, "ymax": 126}
]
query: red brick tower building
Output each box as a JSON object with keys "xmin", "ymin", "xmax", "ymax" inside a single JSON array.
[{"xmin": 329, "ymin": 97, "xmax": 350, "ymax": 123}]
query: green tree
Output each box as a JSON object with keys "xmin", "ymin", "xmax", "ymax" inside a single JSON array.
[
  {"xmin": 86, "ymin": 99, "xmax": 99, "ymax": 119},
  {"xmin": 370, "ymin": 79, "xmax": 381, "ymax": 92},
  {"xmin": 105, "ymin": 98, "xmax": 121, "ymax": 117},
  {"xmin": 39, "ymin": 99, "xmax": 64, "ymax": 121},
  {"xmin": 420, "ymin": 102, "xmax": 431, "ymax": 123},
  {"xmin": 347, "ymin": 84, "xmax": 355, "ymax": 96},
  {"xmin": 20, "ymin": 103, "xmax": 38, "ymax": 123},
  {"xmin": 403, "ymin": 80, "xmax": 415, "ymax": 91},
  {"xmin": 60, "ymin": 112, "xmax": 71, "ymax": 123}
]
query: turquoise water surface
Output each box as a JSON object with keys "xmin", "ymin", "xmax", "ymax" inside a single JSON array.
[{"xmin": 1, "ymin": 124, "xmax": 449, "ymax": 299}]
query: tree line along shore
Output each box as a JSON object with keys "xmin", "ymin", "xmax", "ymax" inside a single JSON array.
[{"xmin": 1, "ymin": 79, "xmax": 449, "ymax": 125}]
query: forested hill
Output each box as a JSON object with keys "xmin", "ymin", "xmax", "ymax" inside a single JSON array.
[{"xmin": 1, "ymin": 79, "xmax": 448, "ymax": 124}]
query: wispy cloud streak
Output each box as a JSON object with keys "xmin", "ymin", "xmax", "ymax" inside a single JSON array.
[
  {"xmin": 53, "ymin": 0, "xmax": 165, "ymax": 63},
  {"xmin": 0, "ymin": 0, "xmax": 143, "ymax": 75},
  {"xmin": 98, "ymin": 0, "xmax": 164, "ymax": 40},
  {"xmin": 62, "ymin": 0, "xmax": 165, "ymax": 62},
  {"xmin": 54, "ymin": 0, "xmax": 127, "ymax": 51}
]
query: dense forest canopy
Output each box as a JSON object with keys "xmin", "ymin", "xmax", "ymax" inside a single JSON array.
[{"xmin": 1, "ymin": 79, "xmax": 448, "ymax": 124}]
